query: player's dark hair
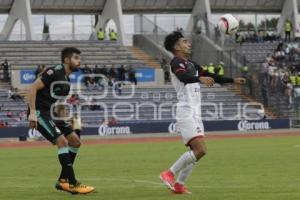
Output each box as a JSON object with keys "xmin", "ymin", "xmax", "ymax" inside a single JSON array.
[
  {"xmin": 61, "ymin": 47, "xmax": 81, "ymax": 63},
  {"xmin": 164, "ymin": 31, "xmax": 184, "ymax": 52}
]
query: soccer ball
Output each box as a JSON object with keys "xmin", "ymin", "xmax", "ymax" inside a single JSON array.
[{"xmin": 218, "ymin": 14, "xmax": 239, "ymax": 35}]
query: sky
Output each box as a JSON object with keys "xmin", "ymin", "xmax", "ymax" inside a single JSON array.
[{"xmin": 0, "ymin": 13, "xmax": 279, "ymax": 41}]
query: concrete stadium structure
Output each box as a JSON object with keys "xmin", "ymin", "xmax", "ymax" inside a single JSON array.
[{"xmin": 0, "ymin": 0, "xmax": 299, "ymax": 44}]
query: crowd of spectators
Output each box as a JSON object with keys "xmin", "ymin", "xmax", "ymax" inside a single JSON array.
[
  {"xmin": 81, "ymin": 64, "xmax": 137, "ymax": 93},
  {"xmin": 235, "ymin": 30, "xmax": 281, "ymax": 45},
  {"xmin": 258, "ymin": 41, "xmax": 300, "ymax": 108}
]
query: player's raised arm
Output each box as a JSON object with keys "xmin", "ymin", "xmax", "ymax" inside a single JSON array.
[{"xmin": 198, "ymin": 66, "xmax": 246, "ymax": 85}]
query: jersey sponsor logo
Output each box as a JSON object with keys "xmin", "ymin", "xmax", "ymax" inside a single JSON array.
[
  {"xmin": 238, "ymin": 120, "xmax": 270, "ymax": 131},
  {"xmin": 98, "ymin": 124, "xmax": 131, "ymax": 136}
]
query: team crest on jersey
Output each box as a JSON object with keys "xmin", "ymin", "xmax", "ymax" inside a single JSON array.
[
  {"xmin": 179, "ymin": 63, "xmax": 186, "ymax": 68},
  {"xmin": 47, "ymin": 69, "xmax": 54, "ymax": 75}
]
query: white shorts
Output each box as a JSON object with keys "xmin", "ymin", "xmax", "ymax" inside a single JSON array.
[{"xmin": 176, "ymin": 105, "xmax": 204, "ymax": 146}]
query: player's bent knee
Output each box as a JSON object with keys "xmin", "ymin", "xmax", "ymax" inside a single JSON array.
[
  {"xmin": 73, "ymin": 140, "xmax": 81, "ymax": 148},
  {"xmin": 56, "ymin": 135, "xmax": 68, "ymax": 148},
  {"xmin": 69, "ymin": 138, "xmax": 81, "ymax": 148},
  {"xmin": 192, "ymin": 144, "xmax": 207, "ymax": 160},
  {"xmin": 194, "ymin": 148, "xmax": 207, "ymax": 160}
]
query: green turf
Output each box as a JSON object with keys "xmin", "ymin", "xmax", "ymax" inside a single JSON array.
[{"xmin": 1, "ymin": 136, "xmax": 300, "ymax": 200}]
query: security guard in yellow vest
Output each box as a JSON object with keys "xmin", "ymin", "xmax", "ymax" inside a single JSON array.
[
  {"xmin": 97, "ymin": 28, "xmax": 105, "ymax": 40},
  {"xmin": 285, "ymin": 19, "xmax": 292, "ymax": 42},
  {"xmin": 109, "ymin": 29, "xmax": 117, "ymax": 41},
  {"xmin": 207, "ymin": 63, "xmax": 215, "ymax": 74},
  {"xmin": 296, "ymin": 73, "xmax": 300, "ymax": 86},
  {"xmin": 216, "ymin": 61, "xmax": 225, "ymax": 76},
  {"xmin": 289, "ymin": 74, "xmax": 297, "ymax": 86},
  {"xmin": 240, "ymin": 66, "xmax": 249, "ymax": 78}
]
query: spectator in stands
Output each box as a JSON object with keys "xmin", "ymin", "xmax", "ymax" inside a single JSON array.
[
  {"xmin": 128, "ymin": 66, "xmax": 137, "ymax": 85},
  {"xmin": 109, "ymin": 29, "xmax": 117, "ymax": 41},
  {"xmin": 161, "ymin": 58, "xmax": 170, "ymax": 83},
  {"xmin": 108, "ymin": 117, "xmax": 117, "ymax": 126},
  {"xmin": 86, "ymin": 78, "xmax": 96, "ymax": 91},
  {"xmin": 286, "ymin": 80, "xmax": 293, "ymax": 106},
  {"xmin": 67, "ymin": 94, "xmax": 79, "ymax": 110},
  {"xmin": 82, "ymin": 64, "xmax": 91, "ymax": 74},
  {"xmin": 118, "ymin": 65, "xmax": 126, "ymax": 82},
  {"xmin": 100, "ymin": 65, "xmax": 108, "ymax": 77},
  {"xmin": 270, "ymin": 68, "xmax": 279, "ymax": 93},
  {"xmin": 97, "ymin": 28, "xmax": 105, "ymax": 40},
  {"xmin": 6, "ymin": 111, "xmax": 13, "ymax": 118},
  {"xmin": 93, "ymin": 65, "xmax": 101, "ymax": 85},
  {"xmin": 285, "ymin": 19, "xmax": 293, "ymax": 42},
  {"xmin": 82, "ymin": 64, "xmax": 94, "ymax": 89},
  {"xmin": 108, "ymin": 65, "xmax": 116, "ymax": 86},
  {"xmin": 273, "ymin": 42, "xmax": 285, "ymax": 61},
  {"xmin": 1, "ymin": 59, "xmax": 9, "ymax": 81},
  {"xmin": 90, "ymin": 98, "xmax": 102, "ymax": 111},
  {"xmin": 215, "ymin": 61, "xmax": 225, "ymax": 77},
  {"xmin": 114, "ymin": 82, "xmax": 122, "ymax": 95},
  {"xmin": 18, "ymin": 111, "xmax": 26, "ymax": 122},
  {"xmin": 260, "ymin": 71, "xmax": 269, "ymax": 107},
  {"xmin": 207, "ymin": 62, "xmax": 215, "ymax": 74},
  {"xmin": 8, "ymin": 87, "xmax": 23, "ymax": 101},
  {"xmin": 35, "ymin": 64, "xmax": 46, "ymax": 78},
  {"xmin": 96, "ymin": 76, "xmax": 107, "ymax": 91},
  {"xmin": 7, "ymin": 88, "xmax": 12, "ymax": 99},
  {"xmin": 94, "ymin": 65, "xmax": 100, "ymax": 74},
  {"xmin": 0, "ymin": 121, "xmax": 5, "ymax": 128}
]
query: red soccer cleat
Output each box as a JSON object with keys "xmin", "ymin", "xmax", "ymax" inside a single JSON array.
[
  {"xmin": 172, "ymin": 183, "xmax": 191, "ymax": 194},
  {"xmin": 159, "ymin": 170, "xmax": 175, "ymax": 190}
]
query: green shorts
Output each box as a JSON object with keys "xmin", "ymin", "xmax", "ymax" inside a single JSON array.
[{"xmin": 35, "ymin": 110, "xmax": 73, "ymax": 144}]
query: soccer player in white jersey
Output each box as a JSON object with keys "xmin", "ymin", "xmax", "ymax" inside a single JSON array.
[{"xmin": 159, "ymin": 31, "xmax": 246, "ymax": 194}]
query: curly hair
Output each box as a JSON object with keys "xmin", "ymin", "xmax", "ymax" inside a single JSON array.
[{"xmin": 164, "ymin": 31, "xmax": 184, "ymax": 52}]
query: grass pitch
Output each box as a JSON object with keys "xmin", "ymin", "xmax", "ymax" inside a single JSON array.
[{"xmin": 0, "ymin": 135, "xmax": 300, "ymax": 200}]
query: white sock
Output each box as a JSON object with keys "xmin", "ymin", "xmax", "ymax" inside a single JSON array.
[
  {"xmin": 176, "ymin": 163, "xmax": 194, "ymax": 185},
  {"xmin": 169, "ymin": 151, "xmax": 197, "ymax": 175}
]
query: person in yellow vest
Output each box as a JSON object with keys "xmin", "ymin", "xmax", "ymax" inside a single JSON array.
[
  {"xmin": 207, "ymin": 62, "xmax": 215, "ymax": 74},
  {"xmin": 285, "ymin": 19, "xmax": 292, "ymax": 42},
  {"xmin": 296, "ymin": 72, "xmax": 300, "ymax": 86},
  {"xmin": 240, "ymin": 66, "xmax": 249, "ymax": 78},
  {"xmin": 289, "ymin": 73, "xmax": 297, "ymax": 86},
  {"xmin": 97, "ymin": 28, "xmax": 105, "ymax": 40},
  {"xmin": 109, "ymin": 29, "xmax": 117, "ymax": 41},
  {"xmin": 72, "ymin": 113, "xmax": 82, "ymax": 137},
  {"xmin": 215, "ymin": 61, "xmax": 225, "ymax": 76}
]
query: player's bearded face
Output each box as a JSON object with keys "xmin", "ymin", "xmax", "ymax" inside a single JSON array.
[
  {"xmin": 176, "ymin": 38, "xmax": 191, "ymax": 55},
  {"xmin": 69, "ymin": 54, "xmax": 81, "ymax": 72}
]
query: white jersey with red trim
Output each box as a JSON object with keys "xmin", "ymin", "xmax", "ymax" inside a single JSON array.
[
  {"xmin": 170, "ymin": 57, "xmax": 202, "ymax": 105},
  {"xmin": 170, "ymin": 57, "xmax": 204, "ymax": 144}
]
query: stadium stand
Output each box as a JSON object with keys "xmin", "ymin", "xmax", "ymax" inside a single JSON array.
[
  {"xmin": 0, "ymin": 84, "xmax": 264, "ymax": 127},
  {"xmin": 0, "ymin": 40, "xmax": 147, "ymax": 68}
]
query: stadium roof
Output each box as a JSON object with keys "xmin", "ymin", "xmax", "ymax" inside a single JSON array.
[{"xmin": 0, "ymin": 0, "xmax": 293, "ymax": 14}]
